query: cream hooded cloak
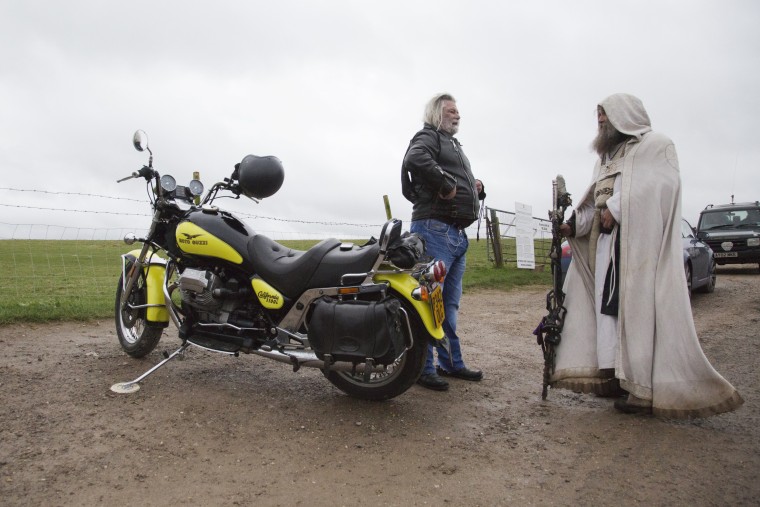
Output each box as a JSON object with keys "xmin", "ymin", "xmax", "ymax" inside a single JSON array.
[{"xmin": 551, "ymin": 93, "xmax": 743, "ymax": 418}]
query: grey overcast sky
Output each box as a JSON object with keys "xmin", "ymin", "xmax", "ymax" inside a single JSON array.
[{"xmin": 1, "ymin": 0, "xmax": 758, "ymax": 239}]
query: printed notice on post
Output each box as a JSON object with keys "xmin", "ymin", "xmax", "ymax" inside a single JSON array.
[{"xmin": 515, "ymin": 202, "xmax": 535, "ymax": 269}]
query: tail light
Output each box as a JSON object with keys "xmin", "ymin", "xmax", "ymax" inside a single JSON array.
[
  {"xmin": 424, "ymin": 260, "xmax": 446, "ymax": 283},
  {"xmin": 434, "ymin": 260, "xmax": 446, "ymax": 282}
]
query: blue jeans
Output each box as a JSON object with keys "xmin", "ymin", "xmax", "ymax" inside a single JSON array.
[{"xmin": 410, "ymin": 219, "xmax": 470, "ymax": 375}]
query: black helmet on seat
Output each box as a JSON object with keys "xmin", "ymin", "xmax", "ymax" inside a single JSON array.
[{"xmin": 237, "ymin": 155, "xmax": 284, "ymax": 199}]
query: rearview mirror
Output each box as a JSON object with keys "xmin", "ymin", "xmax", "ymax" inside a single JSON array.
[{"xmin": 133, "ymin": 130, "xmax": 149, "ymax": 152}]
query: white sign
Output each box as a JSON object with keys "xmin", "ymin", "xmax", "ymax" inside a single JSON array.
[{"xmin": 515, "ymin": 202, "xmax": 535, "ymax": 269}]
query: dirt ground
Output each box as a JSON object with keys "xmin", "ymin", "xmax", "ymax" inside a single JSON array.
[{"xmin": 1, "ymin": 266, "xmax": 758, "ymax": 506}]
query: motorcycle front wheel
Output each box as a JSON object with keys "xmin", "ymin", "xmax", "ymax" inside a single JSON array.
[
  {"xmin": 114, "ymin": 270, "xmax": 163, "ymax": 358},
  {"xmin": 323, "ymin": 292, "xmax": 429, "ymax": 401}
]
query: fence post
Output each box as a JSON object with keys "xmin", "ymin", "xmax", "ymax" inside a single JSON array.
[{"xmin": 490, "ymin": 208, "xmax": 503, "ymax": 267}]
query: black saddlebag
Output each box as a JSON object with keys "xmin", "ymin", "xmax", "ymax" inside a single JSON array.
[{"xmin": 308, "ymin": 297, "xmax": 406, "ymax": 365}]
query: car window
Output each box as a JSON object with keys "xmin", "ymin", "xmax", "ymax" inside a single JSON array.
[
  {"xmin": 700, "ymin": 209, "xmax": 760, "ymax": 230},
  {"xmin": 742, "ymin": 210, "xmax": 760, "ymax": 225},
  {"xmin": 700, "ymin": 211, "xmax": 736, "ymax": 230}
]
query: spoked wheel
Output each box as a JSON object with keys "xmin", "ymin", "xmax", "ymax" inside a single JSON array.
[
  {"xmin": 115, "ymin": 270, "xmax": 163, "ymax": 358},
  {"xmin": 323, "ymin": 293, "xmax": 429, "ymax": 401}
]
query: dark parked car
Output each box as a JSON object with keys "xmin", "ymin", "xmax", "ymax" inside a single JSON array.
[
  {"xmin": 560, "ymin": 218, "xmax": 716, "ymax": 294},
  {"xmin": 681, "ymin": 218, "xmax": 716, "ymax": 294},
  {"xmin": 696, "ymin": 201, "xmax": 760, "ymax": 271}
]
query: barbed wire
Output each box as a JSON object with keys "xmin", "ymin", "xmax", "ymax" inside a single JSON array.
[
  {"xmin": 0, "ymin": 203, "xmax": 150, "ymax": 216},
  {"xmin": 0, "ymin": 187, "xmax": 388, "ymax": 227},
  {"xmin": 0, "ymin": 187, "xmax": 144, "ymax": 202},
  {"xmin": 0, "ymin": 221, "xmax": 134, "ymax": 230},
  {"xmin": 232, "ymin": 211, "xmax": 383, "ymax": 227}
]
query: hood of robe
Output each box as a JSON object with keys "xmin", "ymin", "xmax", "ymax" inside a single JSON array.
[{"xmin": 599, "ymin": 93, "xmax": 653, "ymax": 140}]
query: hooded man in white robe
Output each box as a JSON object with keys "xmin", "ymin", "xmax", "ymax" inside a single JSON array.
[{"xmin": 554, "ymin": 93, "xmax": 743, "ymax": 418}]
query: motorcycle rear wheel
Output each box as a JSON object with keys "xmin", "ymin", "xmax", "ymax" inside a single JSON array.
[
  {"xmin": 322, "ymin": 293, "xmax": 428, "ymax": 401},
  {"xmin": 115, "ymin": 271, "xmax": 163, "ymax": 358}
]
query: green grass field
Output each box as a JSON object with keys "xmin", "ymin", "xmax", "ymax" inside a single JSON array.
[{"xmin": 0, "ymin": 238, "xmax": 551, "ymax": 324}]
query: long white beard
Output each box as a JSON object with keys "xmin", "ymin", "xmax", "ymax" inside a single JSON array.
[{"xmin": 592, "ymin": 123, "xmax": 625, "ymax": 156}]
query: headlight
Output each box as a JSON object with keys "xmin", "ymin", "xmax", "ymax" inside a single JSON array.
[{"xmin": 747, "ymin": 238, "xmax": 760, "ymax": 247}]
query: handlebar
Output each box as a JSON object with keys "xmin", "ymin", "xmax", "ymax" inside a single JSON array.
[
  {"xmin": 117, "ymin": 166, "xmax": 157, "ymax": 183},
  {"xmin": 117, "ymin": 162, "xmax": 252, "ymax": 207},
  {"xmin": 198, "ymin": 179, "xmax": 242, "ymax": 206}
]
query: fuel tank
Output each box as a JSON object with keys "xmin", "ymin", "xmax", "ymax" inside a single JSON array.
[{"xmin": 176, "ymin": 208, "xmax": 255, "ymax": 270}]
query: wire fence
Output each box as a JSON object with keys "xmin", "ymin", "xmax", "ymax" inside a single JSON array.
[
  {"xmin": 0, "ymin": 187, "xmax": 551, "ymax": 322},
  {"xmin": 484, "ymin": 207, "xmax": 553, "ymax": 269},
  {"xmin": 0, "ymin": 187, "xmax": 553, "ymax": 261}
]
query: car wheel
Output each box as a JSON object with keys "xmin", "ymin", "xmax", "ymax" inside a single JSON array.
[
  {"xmin": 684, "ymin": 263, "xmax": 692, "ymax": 295},
  {"xmin": 697, "ymin": 259, "xmax": 716, "ymax": 294}
]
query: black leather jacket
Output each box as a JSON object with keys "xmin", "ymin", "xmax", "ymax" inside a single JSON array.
[{"xmin": 402, "ymin": 124, "xmax": 484, "ymax": 227}]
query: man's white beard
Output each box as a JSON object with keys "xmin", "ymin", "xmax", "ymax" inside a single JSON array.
[{"xmin": 441, "ymin": 118, "xmax": 458, "ymax": 135}]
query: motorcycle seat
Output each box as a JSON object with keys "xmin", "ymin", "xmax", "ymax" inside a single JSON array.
[
  {"xmin": 247, "ymin": 235, "xmax": 380, "ymax": 298},
  {"xmin": 302, "ymin": 240, "xmax": 381, "ymax": 291}
]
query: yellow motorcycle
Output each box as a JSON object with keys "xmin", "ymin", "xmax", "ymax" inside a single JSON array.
[{"xmin": 112, "ymin": 130, "xmax": 446, "ymax": 401}]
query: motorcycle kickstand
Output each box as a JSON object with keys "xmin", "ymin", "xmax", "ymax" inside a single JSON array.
[{"xmin": 110, "ymin": 342, "xmax": 190, "ymax": 394}]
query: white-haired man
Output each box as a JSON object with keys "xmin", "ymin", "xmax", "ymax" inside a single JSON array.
[{"xmin": 401, "ymin": 93, "xmax": 486, "ymax": 391}]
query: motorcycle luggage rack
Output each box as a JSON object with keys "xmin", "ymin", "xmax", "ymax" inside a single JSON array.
[{"xmin": 276, "ymin": 281, "xmax": 388, "ymax": 339}]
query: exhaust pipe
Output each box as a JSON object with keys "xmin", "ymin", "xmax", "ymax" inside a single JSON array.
[{"xmin": 249, "ymin": 347, "xmax": 389, "ymax": 374}]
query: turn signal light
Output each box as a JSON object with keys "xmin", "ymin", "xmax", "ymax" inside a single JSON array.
[{"xmin": 411, "ymin": 286, "xmax": 430, "ymax": 302}]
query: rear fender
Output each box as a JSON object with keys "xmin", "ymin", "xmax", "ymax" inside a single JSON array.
[
  {"xmin": 123, "ymin": 249, "xmax": 169, "ymax": 324},
  {"xmin": 374, "ymin": 272, "xmax": 444, "ymax": 340}
]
